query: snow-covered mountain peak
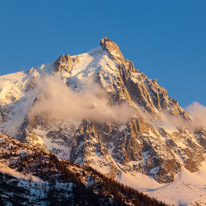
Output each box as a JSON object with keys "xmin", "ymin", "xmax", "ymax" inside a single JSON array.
[{"xmin": 0, "ymin": 38, "xmax": 206, "ymax": 205}]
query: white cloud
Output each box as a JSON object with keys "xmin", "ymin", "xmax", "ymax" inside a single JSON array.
[
  {"xmin": 28, "ymin": 75, "xmax": 135, "ymax": 124},
  {"xmin": 185, "ymin": 102, "xmax": 206, "ymax": 129}
]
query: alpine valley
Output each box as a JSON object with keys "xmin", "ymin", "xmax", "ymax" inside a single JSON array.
[{"xmin": 0, "ymin": 37, "xmax": 206, "ymax": 206}]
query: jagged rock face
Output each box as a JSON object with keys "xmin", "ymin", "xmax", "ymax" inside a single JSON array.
[
  {"xmin": 194, "ymin": 129, "xmax": 206, "ymax": 150},
  {"xmin": 0, "ymin": 37, "xmax": 206, "ymax": 185},
  {"xmin": 99, "ymin": 37, "xmax": 190, "ymax": 119},
  {"xmin": 0, "ymin": 105, "xmax": 10, "ymax": 123},
  {"xmin": 54, "ymin": 54, "xmax": 73, "ymax": 72},
  {"xmin": 25, "ymin": 119, "xmax": 76, "ymax": 159},
  {"xmin": 123, "ymin": 73, "xmax": 190, "ymax": 118},
  {"xmin": 69, "ymin": 118, "xmax": 204, "ymax": 183},
  {"xmin": 70, "ymin": 120, "xmax": 120, "ymax": 178}
]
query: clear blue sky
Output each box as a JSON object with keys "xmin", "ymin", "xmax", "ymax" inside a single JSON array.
[{"xmin": 0, "ymin": 0, "xmax": 206, "ymax": 107}]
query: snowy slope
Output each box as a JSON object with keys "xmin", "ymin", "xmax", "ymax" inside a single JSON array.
[
  {"xmin": 117, "ymin": 162, "xmax": 206, "ymax": 206},
  {"xmin": 147, "ymin": 160, "xmax": 206, "ymax": 206}
]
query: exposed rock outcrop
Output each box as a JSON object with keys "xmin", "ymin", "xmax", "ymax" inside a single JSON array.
[
  {"xmin": 70, "ymin": 119, "xmax": 119, "ymax": 178},
  {"xmin": 53, "ymin": 54, "xmax": 72, "ymax": 72},
  {"xmin": 100, "ymin": 36, "xmax": 125, "ymax": 65}
]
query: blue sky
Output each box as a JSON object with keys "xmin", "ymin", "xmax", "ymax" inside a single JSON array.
[{"xmin": 0, "ymin": 0, "xmax": 205, "ymax": 107}]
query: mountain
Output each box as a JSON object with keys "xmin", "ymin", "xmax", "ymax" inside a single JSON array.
[{"xmin": 0, "ymin": 37, "xmax": 206, "ymax": 205}]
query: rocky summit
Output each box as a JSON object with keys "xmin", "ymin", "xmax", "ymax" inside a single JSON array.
[{"xmin": 0, "ymin": 37, "xmax": 206, "ymax": 205}]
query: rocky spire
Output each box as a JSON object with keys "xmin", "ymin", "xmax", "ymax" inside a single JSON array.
[{"xmin": 100, "ymin": 37, "xmax": 125, "ymax": 65}]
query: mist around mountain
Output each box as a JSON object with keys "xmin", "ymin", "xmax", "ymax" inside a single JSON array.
[{"xmin": 0, "ymin": 37, "xmax": 206, "ymax": 205}]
